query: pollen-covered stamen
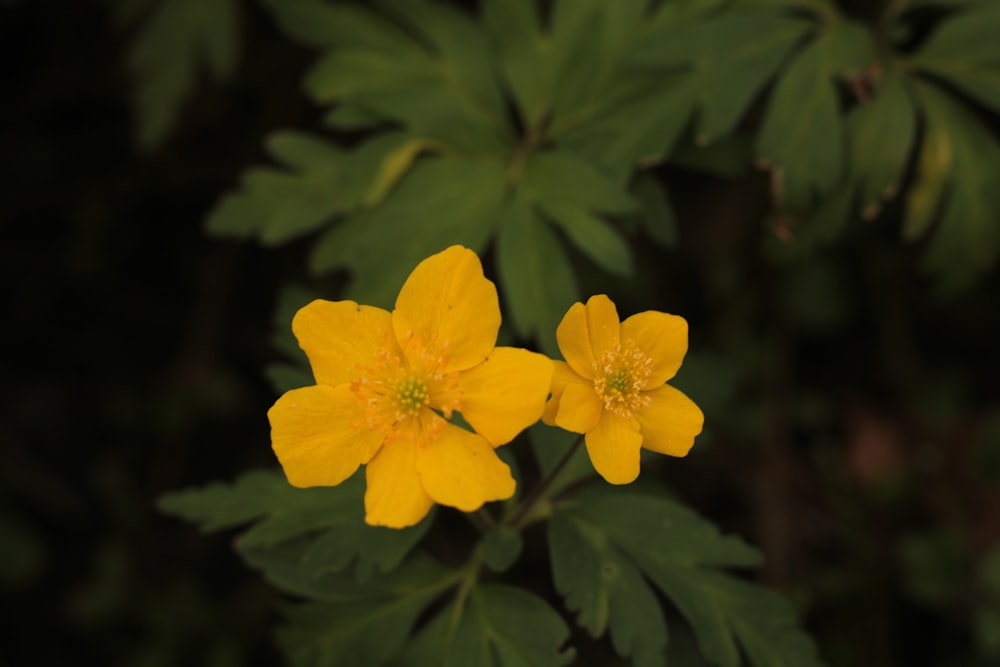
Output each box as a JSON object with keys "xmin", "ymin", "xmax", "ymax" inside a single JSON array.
[
  {"xmin": 593, "ymin": 339, "xmax": 654, "ymax": 418},
  {"xmin": 348, "ymin": 331, "xmax": 463, "ymax": 443},
  {"xmin": 393, "ymin": 376, "xmax": 430, "ymax": 418}
]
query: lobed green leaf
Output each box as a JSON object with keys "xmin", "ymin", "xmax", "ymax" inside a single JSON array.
[
  {"xmin": 552, "ymin": 487, "xmax": 822, "ymax": 667},
  {"xmin": 205, "ymin": 131, "xmax": 347, "ymax": 244},
  {"xmin": 310, "ymin": 156, "xmax": 507, "ymax": 309},
  {"xmin": 905, "ymin": 79, "xmax": 1000, "ymax": 292},
  {"xmin": 636, "ymin": 8, "xmax": 813, "ymax": 146},
  {"xmin": 258, "ymin": 549, "xmax": 457, "ymax": 667},
  {"xmin": 124, "ymin": 0, "xmax": 240, "ymax": 150},
  {"xmin": 446, "ymin": 584, "xmax": 575, "ymax": 667},
  {"xmin": 912, "ymin": 3, "xmax": 1000, "ymax": 113},
  {"xmin": 495, "ymin": 196, "xmax": 579, "ymax": 354},
  {"xmin": 757, "ymin": 21, "xmax": 875, "ymax": 213},
  {"xmin": 297, "ymin": 1, "xmax": 510, "ymax": 155},
  {"xmin": 847, "ymin": 68, "xmax": 916, "ymax": 218},
  {"xmin": 549, "ymin": 512, "xmax": 668, "ymax": 667},
  {"xmin": 159, "ymin": 469, "xmax": 430, "ymax": 578}
]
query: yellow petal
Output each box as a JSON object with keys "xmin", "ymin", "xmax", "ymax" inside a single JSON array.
[
  {"xmin": 555, "ymin": 302, "xmax": 596, "ymax": 379},
  {"xmin": 364, "ymin": 436, "xmax": 434, "ymax": 528},
  {"xmin": 636, "ymin": 384, "xmax": 704, "ymax": 457},
  {"xmin": 555, "ymin": 383, "xmax": 603, "ymax": 434},
  {"xmin": 393, "ymin": 246, "xmax": 500, "ymax": 372},
  {"xmin": 292, "ymin": 299, "xmax": 394, "ymax": 387},
  {"xmin": 268, "ymin": 384, "xmax": 384, "ymax": 488},
  {"xmin": 542, "ymin": 361, "xmax": 584, "ymax": 425},
  {"xmin": 416, "ymin": 421, "xmax": 516, "ymax": 511},
  {"xmin": 457, "ymin": 347, "xmax": 554, "ymax": 446},
  {"xmin": 621, "ymin": 311, "xmax": 689, "ymax": 387},
  {"xmin": 585, "ymin": 411, "xmax": 642, "ymax": 484},
  {"xmin": 585, "ymin": 295, "xmax": 621, "ymax": 360}
]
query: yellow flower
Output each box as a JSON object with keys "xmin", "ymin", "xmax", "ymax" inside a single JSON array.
[
  {"xmin": 268, "ymin": 246, "xmax": 553, "ymax": 528},
  {"xmin": 543, "ymin": 295, "xmax": 704, "ymax": 484}
]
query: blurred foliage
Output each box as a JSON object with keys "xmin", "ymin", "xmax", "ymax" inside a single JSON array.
[
  {"xmin": 159, "ymin": 466, "xmax": 823, "ymax": 666},
  {"xmin": 5, "ymin": 0, "xmax": 1000, "ymax": 665}
]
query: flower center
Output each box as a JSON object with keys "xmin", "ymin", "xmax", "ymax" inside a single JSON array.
[
  {"xmin": 350, "ymin": 331, "xmax": 462, "ymax": 443},
  {"xmin": 593, "ymin": 340, "xmax": 653, "ymax": 418},
  {"xmin": 392, "ymin": 376, "xmax": 430, "ymax": 416}
]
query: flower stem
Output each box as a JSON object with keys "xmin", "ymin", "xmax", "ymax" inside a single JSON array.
[
  {"xmin": 466, "ymin": 507, "xmax": 496, "ymax": 533},
  {"xmin": 446, "ymin": 544, "xmax": 483, "ymax": 645},
  {"xmin": 507, "ymin": 434, "xmax": 585, "ymax": 530}
]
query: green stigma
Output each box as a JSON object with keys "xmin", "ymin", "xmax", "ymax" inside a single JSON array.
[{"xmin": 394, "ymin": 376, "xmax": 429, "ymax": 415}]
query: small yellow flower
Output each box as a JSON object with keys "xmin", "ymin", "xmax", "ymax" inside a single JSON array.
[
  {"xmin": 268, "ymin": 246, "xmax": 553, "ymax": 528},
  {"xmin": 543, "ymin": 295, "xmax": 704, "ymax": 484}
]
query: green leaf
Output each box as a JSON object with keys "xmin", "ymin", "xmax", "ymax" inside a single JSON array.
[
  {"xmin": 480, "ymin": 0, "xmax": 550, "ymax": 131},
  {"xmin": 913, "ymin": 4, "xmax": 1000, "ymax": 112},
  {"xmin": 847, "ymin": 68, "xmax": 916, "ymax": 218},
  {"xmin": 482, "ymin": 526, "xmax": 524, "ymax": 573},
  {"xmin": 377, "ymin": 0, "xmax": 507, "ymax": 125},
  {"xmin": 386, "ymin": 602, "xmax": 454, "ymax": 667},
  {"xmin": 264, "ymin": 551, "xmax": 458, "ymax": 667},
  {"xmin": 518, "ymin": 151, "xmax": 636, "ymax": 275},
  {"xmin": 263, "ymin": 0, "xmax": 424, "ymax": 56},
  {"xmin": 521, "ymin": 152, "xmax": 637, "ymax": 215},
  {"xmin": 267, "ymin": 131, "xmax": 343, "ymax": 170},
  {"xmin": 495, "ymin": 196, "xmax": 579, "ymax": 353},
  {"xmin": 540, "ymin": 204, "xmax": 633, "ymax": 276},
  {"xmin": 924, "ymin": 66, "xmax": 1000, "ymax": 113},
  {"xmin": 447, "ymin": 584, "xmax": 575, "ymax": 666},
  {"xmin": 299, "ymin": 2, "xmax": 510, "ymax": 154},
  {"xmin": 482, "ymin": 0, "xmax": 648, "ymax": 135},
  {"xmin": 124, "ymin": 0, "xmax": 240, "ymax": 150},
  {"xmin": 635, "ymin": 8, "xmax": 813, "ymax": 145},
  {"xmin": 766, "ymin": 182, "xmax": 857, "ymax": 261},
  {"xmin": 363, "ymin": 138, "xmax": 440, "ymax": 208},
  {"xmin": 559, "ymin": 77, "xmax": 695, "ymax": 182},
  {"xmin": 565, "ymin": 489, "xmax": 762, "ymax": 573},
  {"xmin": 906, "ymin": 0, "xmax": 985, "ymax": 7},
  {"xmin": 631, "ymin": 172, "xmax": 678, "ymax": 247},
  {"xmin": 914, "ymin": 3, "xmax": 1000, "ymax": 66},
  {"xmin": 323, "ymin": 103, "xmax": 386, "ymax": 131},
  {"xmin": 158, "ymin": 469, "xmax": 430, "ymax": 577},
  {"xmin": 757, "ymin": 21, "xmax": 875, "ymax": 212},
  {"xmin": 905, "ymin": 80, "xmax": 1000, "ymax": 292},
  {"xmin": 205, "ymin": 131, "xmax": 346, "ymax": 244},
  {"xmin": 903, "ymin": 105, "xmax": 951, "ymax": 242},
  {"xmin": 547, "ymin": 0, "xmax": 647, "ymax": 122},
  {"xmin": 549, "ymin": 511, "xmax": 668, "ymax": 667},
  {"xmin": 310, "ymin": 156, "xmax": 507, "ymax": 308},
  {"xmin": 554, "ymin": 488, "xmax": 823, "ymax": 667}
]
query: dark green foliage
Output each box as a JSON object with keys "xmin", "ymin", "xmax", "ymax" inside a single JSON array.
[
  {"xmin": 198, "ymin": 0, "xmax": 1000, "ymax": 308},
  {"xmin": 158, "ymin": 469, "xmax": 430, "ymax": 579},
  {"xmin": 112, "ymin": 0, "xmax": 241, "ymax": 150},
  {"xmin": 443, "ymin": 585, "xmax": 575, "ymax": 666},
  {"xmin": 243, "ymin": 542, "xmax": 458, "ymax": 667},
  {"xmin": 98, "ymin": 1, "xmax": 1000, "ymax": 666},
  {"xmin": 550, "ymin": 488, "xmax": 823, "ymax": 667}
]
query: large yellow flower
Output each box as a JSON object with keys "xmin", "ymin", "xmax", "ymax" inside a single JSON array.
[
  {"xmin": 543, "ymin": 295, "xmax": 704, "ymax": 484},
  {"xmin": 268, "ymin": 246, "xmax": 553, "ymax": 528}
]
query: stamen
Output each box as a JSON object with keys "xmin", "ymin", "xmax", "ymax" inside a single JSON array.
[
  {"xmin": 592, "ymin": 339, "xmax": 653, "ymax": 418},
  {"xmin": 347, "ymin": 332, "xmax": 463, "ymax": 444}
]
